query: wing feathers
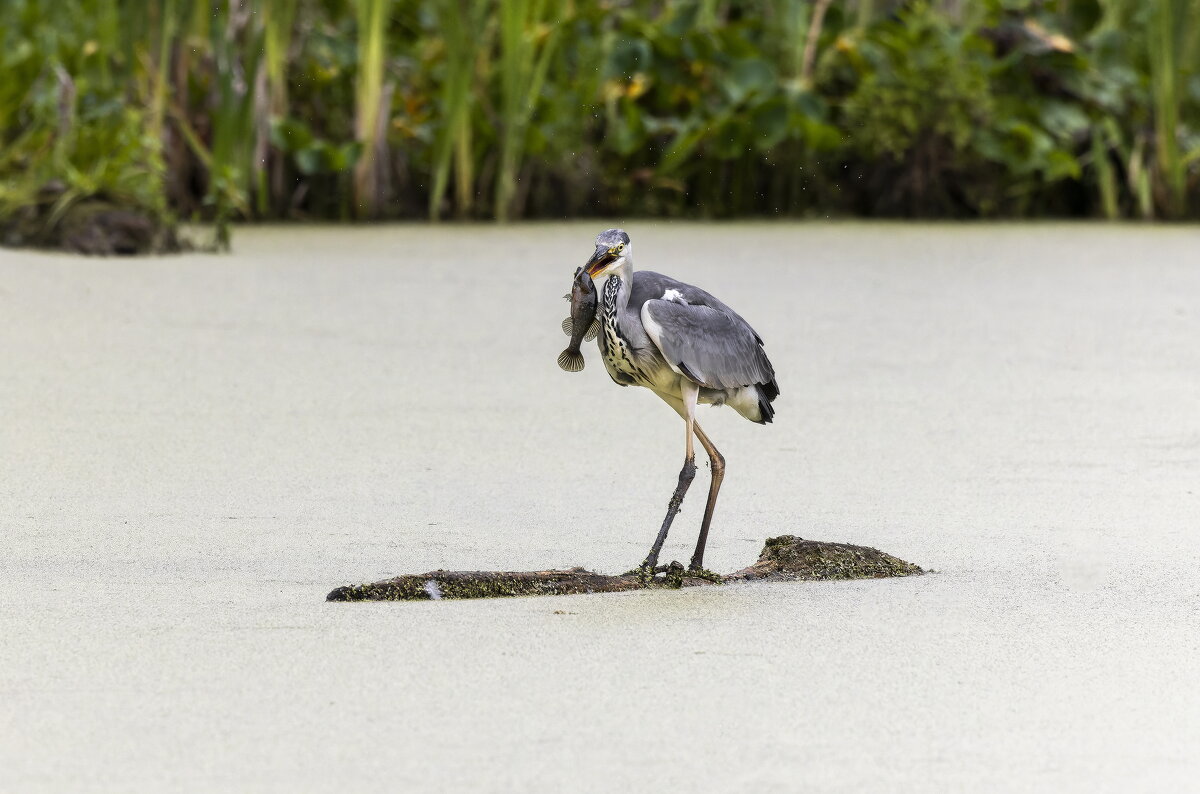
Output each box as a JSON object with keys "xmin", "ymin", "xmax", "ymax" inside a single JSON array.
[{"xmin": 641, "ymin": 299, "xmax": 775, "ymax": 391}]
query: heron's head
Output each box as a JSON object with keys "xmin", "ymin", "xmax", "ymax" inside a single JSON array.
[{"xmin": 583, "ymin": 228, "xmax": 631, "ymax": 279}]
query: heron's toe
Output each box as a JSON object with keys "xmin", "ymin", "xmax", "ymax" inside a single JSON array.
[
  {"xmin": 628, "ymin": 560, "xmax": 685, "ymax": 585},
  {"xmin": 661, "ymin": 560, "xmax": 686, "ymax": 588},
  {"xmin": 686, "ymin": 564, "xmax": 723, "ymax": 583}
]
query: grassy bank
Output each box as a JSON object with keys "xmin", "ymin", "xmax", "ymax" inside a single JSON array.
[{"xmin": 1, "ymin": 0, "xmax": 1197, "ymax": 248}]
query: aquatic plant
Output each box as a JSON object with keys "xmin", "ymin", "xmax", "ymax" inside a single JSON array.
[
  {"xmin": 494, "ymin": 0, "xmax": 563, "ymax": 221},
  {"xmin": 2, "ymin": 0, "xmax": 1197, "ymax": 245},
  {"xmin": 428, "ymin": 0, "xmax": 490, "ymax": 220},
  {"xmin": 353, "ymin": 0, "xmax": 391, "ymax": 218},
  {"xmin": 0, "ymin": 0, "xmax": 168, "ymax": 244}
]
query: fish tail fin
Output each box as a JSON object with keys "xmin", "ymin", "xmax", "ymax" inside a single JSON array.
[
  {"xmin": 583, "ymin": 318, "xmax": 600, "ymax": 342},
  {"xmin": 557, "ymin": 349, "xmax": 585, "ymax": 372}
]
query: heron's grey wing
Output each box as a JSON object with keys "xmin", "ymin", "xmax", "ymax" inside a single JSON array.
[
  {"xmin": 640, "ymin": 299, "xmax": 775, "ymax": 390},
  {"xmin": 631, "ymin": 271, "xmax": 766, "ymax": 344}
]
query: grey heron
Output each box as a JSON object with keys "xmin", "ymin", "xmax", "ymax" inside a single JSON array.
[{"xmin": 579, "ymin": 228, "xmax": 779, "ymax": 579}]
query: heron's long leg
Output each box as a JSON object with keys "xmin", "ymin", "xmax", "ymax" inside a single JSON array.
[
  {"xmin": 688, "ymin": 422, "xmax": 724, "ymax": 572},
  {"xmin": 654, "ymin": 395, "xmax": 725, "ymax": 573},
  {"xmin": 640, "ymin": 381, "xmax": 699, "ymax": 576}
]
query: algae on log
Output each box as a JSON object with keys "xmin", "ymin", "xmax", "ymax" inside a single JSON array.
[
  {"xmin": 327, "ymin": 536, "xmax": 924, "ymax": 602},
  {"xmin": 726, "ymin": 535, "xmax": 923, "ymax": 582}
]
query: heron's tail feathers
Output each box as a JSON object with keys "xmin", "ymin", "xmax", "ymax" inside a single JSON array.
[
  {"xmin": 754, "ymin": 379, "xmax": 779, "ymax": 424},
  {"xmin": 755, "ymin": 396, "xmax": 775, "ymax": 424},
  {"xmin": 557, "ymin": 349, "xmax": 585, "ymax": 372},
  {"xmin": 760, "ymin": 377, "xmax": 780, "ymax": 403}
]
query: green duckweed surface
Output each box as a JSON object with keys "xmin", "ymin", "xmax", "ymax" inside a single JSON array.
[{"xmin": 2, "ymin": 223, "xmax": 1199, "ymax": 791}]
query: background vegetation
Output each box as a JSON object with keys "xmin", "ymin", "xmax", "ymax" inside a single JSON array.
[{"xmin": 1, "ymin": 0, "xmax": 1198, "ymax": 246}]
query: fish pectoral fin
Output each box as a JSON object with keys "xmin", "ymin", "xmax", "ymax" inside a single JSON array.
[
  {"xmin": 557, "ymin": 349, "xmax": 585, "ymax": 372},
  {"xmin": 583, "ymin": 318, "xmax": 600, "ymax": 342},
  {"xmin": 561, "ymin": 317, "xmax": 574, "ymax": 336}
]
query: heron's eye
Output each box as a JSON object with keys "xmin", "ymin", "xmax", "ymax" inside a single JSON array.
[{"xmin": 617, "ymin": 243, "xmax": 625, "ymax": 252}]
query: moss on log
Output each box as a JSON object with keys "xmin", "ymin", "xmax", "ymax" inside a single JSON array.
[
  {"xmin": 327, "ymin": 535, "xmax": 924, "ymax": 602},
  {"xmin": 726, "ymin": 535, "xmax": 924, "ymax": 582}
]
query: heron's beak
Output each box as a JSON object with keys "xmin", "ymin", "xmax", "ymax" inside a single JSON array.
[{"xmin": 584, "ymin": 246, "xmax": 617, "ymax": 278}]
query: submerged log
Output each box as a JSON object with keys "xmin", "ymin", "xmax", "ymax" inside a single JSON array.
[
  {"xmin": 2, "ymin": 190, "xmax": 181, "ymax": 255},
  {"xmin": 57, "ymin": 201, "xmax": 171, "ymax": 255},
  {"xmin": 326, "ymin": 535, "xmax": 924, "ymax": 602},
  {"xmin": 726, "ymin": 535, "xmax": 923, "ymax": 582}
]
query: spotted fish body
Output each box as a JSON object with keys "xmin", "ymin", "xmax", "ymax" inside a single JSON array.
[{"xmin": 557, "ymin": 266, "xmax": 599, "ymax": 372}]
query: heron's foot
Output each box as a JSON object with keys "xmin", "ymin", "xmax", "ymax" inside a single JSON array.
[
  {"xmin": 626, "ymin": 560, "xmax": 685, "ymax": 586},
  {"xmin": 686, "ymin": 565, "xmax": 724, "ymax": 584},
  {"xmin": 624, "ymin": 562, "xmax": 654, "ymax": 583},
  {"xmin": 661, "ymin": 561, "xmax": 686, "ymax": 588}
]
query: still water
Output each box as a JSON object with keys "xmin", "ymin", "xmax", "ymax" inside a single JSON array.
[{"xmin": 2, "ymin": 223, "xmax": 1198, "ymax": 791}]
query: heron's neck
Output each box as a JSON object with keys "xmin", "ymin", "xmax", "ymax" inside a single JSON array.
[{"xmin": 598, "ymin": 258, "xmax": 634, "ymax": 316}]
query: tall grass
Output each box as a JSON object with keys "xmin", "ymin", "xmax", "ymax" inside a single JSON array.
[
  {"xmin": 494, "ymin": 0, "xmax": 561, "ymax": 221},
  {"xmin": 354, "ymin": 0, "xmax": 391, "ymax": 219},
  {"xmin": 0, "ymin": 0, "xmax": 168, "ymax": 230},
  {"xmin": 3, "ymin": 0, "xmax": 1198, "ymax": 236},
  {"xmin": 429, "ymin": 0, "xmax": 490, "ymax": 220},
  {"xmin": 261, "ymin": 0, "xmax": 298, "ymax": 214},
  {"xmin": 147, "ymin": 0, "xmax": 177, "ymax": 146},
  {"xmin": 1147, "ymin": 0, "xmax": 1198, "ymax": 218},
  {"xmin": 767, "ymin": 0, "xmax": 810, "ymax": 81},
  {"xmin": 1091, "ymin": 124, "xmax": 1120, "ymax": 220},
  {"xmin": 801, "ymin": 0, "xmax": 834, "ymax": 84},
  {"xmin": 1096, "ymin": 0, "xmax": 1199, "ymax": 218},
  {"xmin": 208, "ymin": 5, "xmax": 261, "ymax": 245}
]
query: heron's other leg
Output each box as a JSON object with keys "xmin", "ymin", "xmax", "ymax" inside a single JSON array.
[
  {"xmin": 639, "ymin": 381, "xmax": 699, "ymax": 577},
  {"xmin": 688, "ymin": 422, "xmax": 725, "ymax": 573}
]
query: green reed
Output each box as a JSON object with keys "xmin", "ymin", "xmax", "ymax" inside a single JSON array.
[
  {"xmin": 429, "ymin": 0, "xmax": 490, "ymax": 220},
  {"xmin": 1147, "ymin": 0, "xmax": 1198, "ymax": 217},
  {"xmin": 354, "ymin": 0, "xmax": 390, "ymax": 219},
  {"xmin": 261, "ymin": 0, "xmax": 298, "ymax": 214},
  {"xmin": 3, "ymin": 0, "xmax": 1198, "ymax": 237},
  {"xmin": 494, "ymin": 0, "xmax": 561, "ymax": 221}
]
